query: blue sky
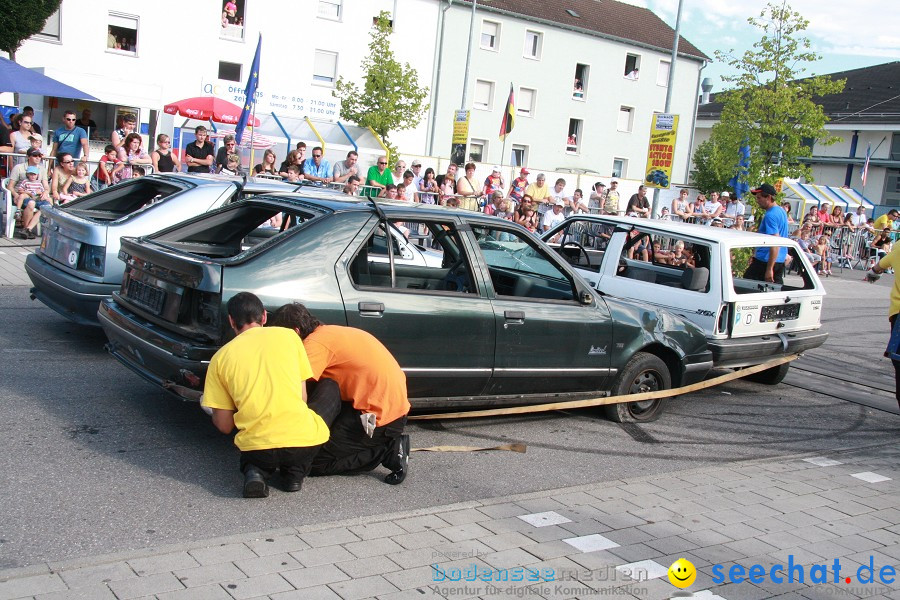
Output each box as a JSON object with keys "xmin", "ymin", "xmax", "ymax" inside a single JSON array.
[{"xmin": 628, "ymin": 0, "xmax": 898, "ymax": 93}]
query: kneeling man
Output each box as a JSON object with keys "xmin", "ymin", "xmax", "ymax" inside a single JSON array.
[
  {"xmin": 269, "ymin": 302, "xmax": 411, "ymax": 484},
  {"xmin": 202, "ymin": 292, "xmax": 340, "ymax": 498}
]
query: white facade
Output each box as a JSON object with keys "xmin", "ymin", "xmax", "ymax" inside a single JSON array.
[{"xmin": 427, "ymin": 4, "xmax": 705, "ymax": 183}]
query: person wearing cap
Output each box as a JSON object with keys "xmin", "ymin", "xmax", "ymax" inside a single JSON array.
[
  {"xmin": 8, "ymin": 147, "xmax": 50, "ymax": 235},
  {"xmin": 542, "ymin": 199, "xmax": 566, "ymax": 237},
  {"xmin": 15, "ymin": 164, "xmax": 50, "ymax": 239},
  {"xmin": 744, "ymin": 183, "xmax": 788, "ymax": 284},
  {"xmin": 482, "ymin": 165, "xmax": 504, "ymax": 199},
  {"xmin": 409, "ymin": 160, "xmax": 423, "ymax": 191},
  {"xmin": 589, "ymin": 182, "xmax": 606, "ymax": 213},
  {"xmin": 507, "ymin": 167, "xmax": 529, "ymax": 206},
  {"xmin": 604, "ymin": 181, "xmax": 620, "ymax": 215}
]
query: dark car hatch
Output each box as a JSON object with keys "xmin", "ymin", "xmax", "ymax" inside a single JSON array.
[{"xmin": 62, "ymin": 177, "xmax": 189, "ymax": 223}]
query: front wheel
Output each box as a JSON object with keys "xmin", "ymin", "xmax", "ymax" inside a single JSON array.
[
  {"xmin": 743, "ymin": 362, "xmax": 790, "ymax": 385},
  {"xmin": 604, "ymin": 352, "xmax": 671, "ymax": 423}
]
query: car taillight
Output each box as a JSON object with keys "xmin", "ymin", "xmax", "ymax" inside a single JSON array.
[
  {"xmin": 80, "ymin": 244, "xmax": 106, "ymax": 276},
  {"xmin": 716, "ymin": 302, "xmax": 732, "ymax": 335},
  {"xmin": 197, "ymin": 291, "xmax": 221, "ymax": 330}
]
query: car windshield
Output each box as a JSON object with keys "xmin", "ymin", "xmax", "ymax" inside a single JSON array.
[{"xmin": 61, "ymin": 177, "xmax": 188, "ymax": 222}]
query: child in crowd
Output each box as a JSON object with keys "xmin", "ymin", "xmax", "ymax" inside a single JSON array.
[
  {"xmin": 92, "ymin": 144, "xmax": 124, "ymax": 191},
  {"xmin": 814, "ymin": 235, "xmax": 834, "ymax": 276},
  {"xmin": 16, "ymin": 166, "xmax": 46, "ymax": 205},
  {"xmin": 221, "ymin": 153, "xmax": 242, "ymax": 177},
  {"xmin": 283, "ymin": 164, "xmax": 302, "ymax": 183},
  {"xmin": 63, "ymin": 162, "xmax": 92, "ymax": 197},
  {"xmin": 132, "ymin": 166, "xmax": 145, "ymax": 178}
]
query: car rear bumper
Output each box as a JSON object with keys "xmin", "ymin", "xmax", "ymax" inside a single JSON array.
[
  {"xmin": 681, "ymin": 350, "xmax": 714, "ymax": 386},
  {"xmin": 25, "ymin": 253, "xmax": 114, "ymax": 326},
  {"xmin": 98, "ymin": 298, "xmax": 217, "ymax": 401},
  {"xmin": 708, "ymin": 330, "xmax": 828, "ymax": 368}
]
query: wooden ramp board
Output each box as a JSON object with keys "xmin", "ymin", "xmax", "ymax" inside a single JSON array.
[{"xmin": 783, "ymin": 369, "xmax": 899, "ymax": 415}]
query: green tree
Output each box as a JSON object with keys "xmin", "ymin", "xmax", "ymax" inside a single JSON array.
[
  {"xmin": 694, "ymin": 2, "xmax": 845, "ymax": 198},
  {"xmin": 0, "ymin": 0, "xmax": 62, "ymax": 61},
  {"xmin": 332, "ymin": 11, "xmax": 429, "ymax": 166}
]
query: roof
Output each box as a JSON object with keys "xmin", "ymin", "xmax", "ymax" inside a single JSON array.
[
  {"xmin": 697, "ymin": 61, "xmax": 900, "ymax": 125},
  {"xmin": 458, "ymin": 0, "xmax": 708, "ymax": 61},
  {"xmin": 781, "ymin": 179, "xmax": 875, "ymax": 210},
  {"xmin": 559, "ymin": 215, "xmax": 799, "ymax": 247}
]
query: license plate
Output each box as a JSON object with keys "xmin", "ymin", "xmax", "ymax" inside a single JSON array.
[
  {"xmin": 44, "ymin": 235, "xmax": 82, "ymax": 269},
  {"xmin": 760, "ymin": 303, "xmax": 800, "ymax": 323},
  {"xmin": 126, "ymin": 278, "xmax": 166, "ymax": 315}
]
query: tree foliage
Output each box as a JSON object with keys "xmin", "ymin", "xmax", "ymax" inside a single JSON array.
[
  {"xmin": 694, "ymin": 2, "xmax": 845, "ymax": 198},
  {"xmin": 333, "ymin": 11, "xmax": 429, "ymax": 165},
  {"xmin": 0, "ymin": 0, "xmax": 62, "ymax": 60}
]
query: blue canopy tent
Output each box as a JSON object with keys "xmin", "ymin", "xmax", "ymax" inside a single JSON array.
[{"xmin": 0, "ymin": 57, "xmax": 97, "ymax": 100}]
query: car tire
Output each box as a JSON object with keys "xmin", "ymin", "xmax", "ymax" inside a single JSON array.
[
  {"xmin": 743, "ymin": 362, "xmax": 790, "ymax": 385},
  {"xmin": 603, "ymin": 352, "xmax": 671, "ymax": 423}
]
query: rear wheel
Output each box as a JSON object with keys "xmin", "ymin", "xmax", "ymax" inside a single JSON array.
[
  {"xmin": 743, "ymin": 362, "xmax": 790, "ymax": 385},
  {"xmin": 604, "ymin": 352, "xmax": 671, "ymax": 423}
]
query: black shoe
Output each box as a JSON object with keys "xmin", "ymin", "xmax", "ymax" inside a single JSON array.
[
  {"xmin": 383, "ymin": 434, "xmax": 410, "ymax": 485},
  {"xmin": 26, "ymin": 228, "xmax": 36, "ymax": 240},
  {"xmin": 282, "ymin": 477, "xmax": 302, "ymax": 493},
  {"xmin": 242, "ymin": 466, "xmax": 269, "ymax": 498}
]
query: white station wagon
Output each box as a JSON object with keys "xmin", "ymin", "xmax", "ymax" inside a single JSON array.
[{"xmin": 542, "ymin": 215, "xmax": 828, "ymax": 384}]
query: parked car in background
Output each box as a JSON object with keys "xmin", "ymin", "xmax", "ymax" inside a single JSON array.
[
  {"xmin": 542, "ymin": 215, "xmax": 828, "ymax": 384},
  {"xmin": 25, "ymin": 174, "xmax": 303, "ymax": 325},
  {"xmin": 98, "ymin": 193, "xmax": 713, "ymax": 422}
]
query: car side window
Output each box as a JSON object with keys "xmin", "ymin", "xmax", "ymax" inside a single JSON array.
[
  {"xmin": 615, "ymin": 229, "xmax": 711, "ymax": 293},
  {"xmin": 548, "ymin": 218, "xmax": 611, "ymax": 273},
  {"xmin": 472, "ymin": 225, "xmax": 576, "ymax": 301},
  {"xmin": 349, "ymin": 220, "xmax": 475, "ymax": 294}
]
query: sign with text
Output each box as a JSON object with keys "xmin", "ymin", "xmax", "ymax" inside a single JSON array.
[
  {"xmin": 200, "ymin": 79, "xmax": 339, "ymax": 121},
  {"xmin": 450, "ymin": 110, "xmax": 470, "ymax": 166},
  {"xmin": 644, "ymin": 112, "xmax": 679, "ymax": 189}
]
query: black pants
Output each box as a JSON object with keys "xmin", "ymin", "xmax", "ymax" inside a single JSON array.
[
  {"xmin": 311, "ymin": 402, "xmax": 407, "ymax": 476},
  {"xmin": 744, "ymin": 257, "xmax": 785, "ymax": 285},
  {"xmin": 239, "ymin": 378, "xmax": 342, "ymax": 479},
  {"xmin": 889, "ymin": 315, "xmax": 900, "ymax": 408}
]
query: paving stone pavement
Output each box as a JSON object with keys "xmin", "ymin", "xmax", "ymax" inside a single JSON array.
[
  {"xmin": 1, "ymin": 444, "xmax": 898, "ymax": 600},
  {"xmin": 0, "ymin": 237, "xmax": 38, "ymax": 286}
]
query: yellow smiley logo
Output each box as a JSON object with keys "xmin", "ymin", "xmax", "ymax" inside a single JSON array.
[{"xmin": 668, "ymin": 558, "xmax": 697, "ymax": 588}]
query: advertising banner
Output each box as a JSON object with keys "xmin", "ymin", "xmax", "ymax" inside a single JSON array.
[
  {"xmin": 644, "ymin": 113, "xmax": 679, "ymax": 189},
  {"xmin": 450, "ymin": 110, "xmax": 469, "ymax": 166}
]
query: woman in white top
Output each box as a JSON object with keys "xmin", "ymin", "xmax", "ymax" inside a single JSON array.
[{"xmin": 10, "ymin": 114, "xmax": 36, "ymax": 154}]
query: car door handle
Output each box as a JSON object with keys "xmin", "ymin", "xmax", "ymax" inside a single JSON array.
[
  {"xmin": 504, "ymin": 310, "xmax": 525, "ymax": 325},
  {"xmin": 358, "ymin": 302, "xmax": 385, "ymax": 316}
]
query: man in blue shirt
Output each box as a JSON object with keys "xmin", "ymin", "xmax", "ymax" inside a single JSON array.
[
  {"xmin": 50, "ymin": 110, "xmax": 89, "ymax": 160},
  {"xmin": 744, "ymin": 183, "xmax": 789, "ymax": 284},
  {"xmin": 302, "ymin": 146, "xmax": 332, "ymax": 185}
]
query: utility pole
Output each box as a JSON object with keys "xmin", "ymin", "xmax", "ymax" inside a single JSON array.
[{"xmin": 651, "ymin": 0, "xmax": 684, "ymax": 217}]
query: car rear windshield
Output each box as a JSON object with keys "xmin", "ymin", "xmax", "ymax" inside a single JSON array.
[
  {"xmin": 61, "ymin": 177, "xmax": 188, "ymax": 221},
  {"xmin": 149, "ymin": 201, "xmax": 322, "ymax": 260},
  {"xmin": 731, "ymin": 245, "xmax": 817, "ymax": 293}
]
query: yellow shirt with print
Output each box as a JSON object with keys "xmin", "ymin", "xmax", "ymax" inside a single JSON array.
[
  {"xmin": 202, "ymin": 326, "xmax": 329, "ymax": 451},
  {"xmin": 878, "ymin": 244, "xmax": 900, "ymax": 318}
]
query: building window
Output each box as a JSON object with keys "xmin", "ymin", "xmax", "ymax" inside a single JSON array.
[
  {"xmin": 517, "ymin": 87, "xmax": 536, "ymax": 117},
  {"xmin": 511, "ymin": 144, "xmax": 528, "ymax": 167},
  {"xmin": 573, "ymin": 64, "xmax": 589, "ymax": 100},
  {"xmin": 35, "ymin": 6, "xmax": 61, "ymax": 42},
  {"xmin": 318, "ymin": 0, "xmax": 342, "ymax": 20},
  {"xmin": 523, "ymin": 30, "xmax": 542, "ymax": 60},
  {"xmin": 657, "ymin": 60, "xmax": 670, "ymax": 87},
  {"xmin": 567, "ymin": 119, "xmax": 582, "ymax": 154},
  {"xmin": 218, "ymin": 61, "xmax": 242, "ymax": 82},
  {"xmin": 618, "ymin": 106, "xmax": 634, "ymax": 132},
  {"xmin": 474, "ymin": 80, "xmax": 494, "ymax": 110},
  {"xmin": 890, "ymin": 133, "xmax": 900, "ymax": 161},
  {"xmin": 481, "ymin": 20, "xmax": 500, "ymax": 50},
  {"xmin": 469, "ymin": 139, "xmax": 487, "ymax": 163},
  {"xmin": 221, "ymin": 0, "xmax": 245, "ymax": 40},
  {"xmin": 624, "ymin": 54, "xmax": 641, "ymax": 79},
  {"xmin": 313, "ymin": 50, "xmax": 338, "ymax": 85},
  {"xmin": 612, "ymin": 158, "xmax": 627, "ymax": 178},
  {"xmin": 107, "ymin": 13, "xmax": 138, "ymax": 54}
]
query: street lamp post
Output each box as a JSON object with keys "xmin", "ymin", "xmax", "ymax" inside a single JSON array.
[
  {"xmin": 460, "ymin": 0, "xmax": 478, "ymax": 110},
  {"xmin": 651, "ymin": 0, "xmax": 684, "ymax": 217}
]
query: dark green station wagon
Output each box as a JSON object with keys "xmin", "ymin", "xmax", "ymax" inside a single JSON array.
[{"xmin": 98, "ymin": 191, "xmax": 713, "ymax": 422}]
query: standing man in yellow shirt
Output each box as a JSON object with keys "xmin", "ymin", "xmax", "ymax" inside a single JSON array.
[
  {"xmin": 202, "ymin": 292, "xmax": 341, "ymax": 498},
  {"xmin": 867, "ymin": 247, "xmax": 900, "ymax": 411},
  {"xmin": 525, "ymin": 173, "xmax": 551, "ymax": 221}
]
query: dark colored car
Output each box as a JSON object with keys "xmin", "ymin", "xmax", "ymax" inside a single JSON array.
[
  {"xmin": 98, "ymin": 192, "xmax": 713, "ymax": 422},
  {"xmin": 25, "ymin": 174, "xmax": 302, "ymax": 325}
]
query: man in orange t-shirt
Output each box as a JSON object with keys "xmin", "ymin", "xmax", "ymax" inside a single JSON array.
[{"xmin": 269, "ymin": 303, "xmax": 411, "ymax": 485}]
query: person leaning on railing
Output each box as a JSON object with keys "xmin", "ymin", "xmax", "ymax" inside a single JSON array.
[{"xmin": 455, "ymin": 163, "xmax": 482, "ymax": 211}]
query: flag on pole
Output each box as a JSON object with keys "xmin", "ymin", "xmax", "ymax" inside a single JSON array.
[
  {"xmin": 728, "ymin": 139, "xmax": 751, "ymax": 198},
  {"xmin": 235, "ymin": 34, "xmax": 261, "ymax": 145},
  {"xmin": 499, "ymin": 84, "xmax": 515, "ymax": 141},
  {"xmin": 861, "ymin": 143, "xmax": 871, "ymax": 187}
]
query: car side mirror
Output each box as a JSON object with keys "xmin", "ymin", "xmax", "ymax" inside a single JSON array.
[{"xmin": 580, "ymin": 291, "xmax": 594, "ymax": 305}]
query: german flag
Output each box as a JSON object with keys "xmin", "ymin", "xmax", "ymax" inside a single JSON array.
[{"xmin": 499, "ymin": 84, "xmax": 515, "ymax": 141}]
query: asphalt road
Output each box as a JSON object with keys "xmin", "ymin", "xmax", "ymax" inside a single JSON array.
[{"xmin": 0, "ymin": 274, "xmax": 897, "ymax": 569}]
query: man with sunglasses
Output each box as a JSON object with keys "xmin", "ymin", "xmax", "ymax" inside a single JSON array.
[
  {"xmin": 302, "ymin": 146, "xmax": 332, "ymax": 185},
  {"xmin": 50, "ymin": 110, "xmax": 89, "ymax": 161},
  {"xmin": 215, "ymin": 134, "xmax": 240, "ymax": 174},
  {"xmin": 365, "ymin": 155, "xmax": 393, "ymax": 198}
]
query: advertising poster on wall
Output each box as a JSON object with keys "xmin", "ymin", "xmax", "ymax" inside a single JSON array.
[
  {"xmin": 644, "ymin": 112, "xmax": 679, "ymax": 189},
  {"xmin": 450, "ymin": 110, "xmax": 469, "ymax": 166}
]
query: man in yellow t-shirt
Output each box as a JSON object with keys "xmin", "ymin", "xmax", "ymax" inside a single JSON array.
[
  {"xmin": 872, "ymin": 209, "xmax": 898, "ymax": 233},
  {"xmin": 525, "ymin": 173, "xmax": 551, "ymax": 218},
  {"xmin": 868, "ymin": 245, "xmax": 900, "ymax": 410},
  {"xmin": 269, "ymin": 302, "xmax": 411, "ymax": 485},
  {"xmin": 202, "ymin": 292, "xmax": 340, "ymax": 498}
]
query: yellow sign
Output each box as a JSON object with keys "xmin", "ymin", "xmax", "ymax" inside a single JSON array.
[
  {"xmin": 450, "ymin": 110, "xmax": 470, "ymax": 165},
  {"xmin": 644, "ymin": 113, "xmax": 679, "ymax": 189}
]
